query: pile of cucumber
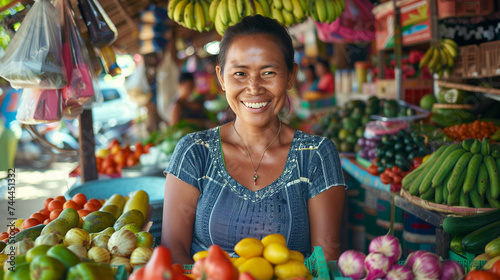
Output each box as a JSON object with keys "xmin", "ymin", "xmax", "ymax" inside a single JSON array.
[
  {"xmin": 402, "ymin": 138, "xmax": 500, "ymax": 208},
  {"xmin": 443, "ymin": 208, "xmax": 500, "ymax": 269}
]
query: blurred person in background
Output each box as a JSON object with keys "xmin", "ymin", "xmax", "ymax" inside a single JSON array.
[
  {"xmin": 169, "ymin": 72, "xmax": 208, "ymax": 127},
  {"xmin": 298, "ymin": 64, "xmax": 318, "ymax": 97},
  {"xmin": 314, "ymin": 58, "xmax": 334, "ymax": 94}
]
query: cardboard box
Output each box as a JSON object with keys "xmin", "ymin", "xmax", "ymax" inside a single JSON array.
[{"xmin": 401, "ymin": 0, "xmax": 431, "ymax": 46}]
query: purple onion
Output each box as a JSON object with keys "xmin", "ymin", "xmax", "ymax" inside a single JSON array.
[
  {"xmin": 405, "ymin": 251, "xmax": 442, "ymax": 280},
  {"xmin": 358, "ymin": 137, "xmax": 366, "ymax": 147},
  {"xmin": 387, "ymin": 264, "xmax": 415, "ymax": 280},
  {"xmin": 365, "ymin": 252, "xmax": 392, "ymax": 280},
  {"xmin": 369, "ymin": 235, "xmax": 402, "ymax": 265},
  {"xmin": 441, "ymin": 260, "xmax": 465, "ymax": 280},
  {"xmin": 338, "ymin": 250, "xmax": 366, "ymax": 280}
]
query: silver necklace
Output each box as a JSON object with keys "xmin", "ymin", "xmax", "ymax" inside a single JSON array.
[{"xmin": 233, "ymin": 120, "xmax": 282, "ymax": 185}]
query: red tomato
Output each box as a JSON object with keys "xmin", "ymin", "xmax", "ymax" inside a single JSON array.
[
  {"xmin": 144, "ymin": 246, "xmax": 173, "ymax": 279},
  {"xmin": 367, "ymin": 164, "xmax": 379, "ymax": 176},
  {"xmin": 465, "ymin": 270, "xmax": 500, "ymax": 280},
  {"xmin": 144, "ymin": 143, "xmax": 154, "ymax": 153},
  {"xmin": 380, "ymin": 173, "xmax": 392, "ymax": 185},
  {"xmin": 107, "ymin": 139, "xmax": 120, "ymax": 150},
  {"xmin": 492, "ymin": 259, "xmax": 500, "ymax": 277},
  {"xmin": 393, "ymin": 175, "xmax": 402, "ymax": 185}
]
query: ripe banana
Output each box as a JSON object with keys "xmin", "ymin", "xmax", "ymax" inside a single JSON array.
[
  {"xmin": 173, "ymin": 0, "xmax": 189, "ymax": 23},
  {"xmin": 273, "ymin": 0, "xmax": 283, "ymax": 10},
  {"xmin": 282, "ymin": 9, "xmax": 294, "ymax": 26},
  {"xmin": 282, "ymin": 0, "xmax": 293, "ymax": 12},
  {"xmin": 209, "ymin": 0, "xmax": 221, "ymax": 22},
  {"xmin": 291, "ymin": 0, "xmax": 304, "ymax": 20},
  {"xmin": 228, "ymin": 0, "xmax": 239, "ymax": 24},
  {"xmin": 183, "ymin": 1, "xmax": 195, "ymax": 29},
  {"xmin": 219, "ymin": 0, "xmax": 230, "ymax": 25},
  {"xmin": 271, "ymin": 5, "xmax": 285, "ymax": 24},
  {"xmin": 214, "ymin": 6, "xmax": 227, "ymax": 35},
  {"xmin": 419, "ymin": 46, "xmax": 435, "ymax": 69},
  {"xmin": 168, "ymin": 0, "xmax": 183, "ymax": 19},
  {"xmin": 194, "ymin": 1, "xmax": 205, "ymax": 32},
  {"xmin": 254, "ymin": 0, "xmax": 265, "ymax": 16},
  {"xmin": 427, "ymin": 47, "xmax": 440, "ymax": 71},
  {"xmin": 442, "ymin": 41, "xmax": 458, "ymax": 58},
  {"xmin": 257, "ymin": 0, "xmax": 270, "ymax": 16},
  {"xmin": 442, "ymin": 38, "xmax": 458, "ymax": 49},
  {"xmin": 244, "ymin": 0, "xmax": 254, "ymax": 16},
  {"xmin": 236, "ymin": 0, "xmax": 245, "ymax": 17}
]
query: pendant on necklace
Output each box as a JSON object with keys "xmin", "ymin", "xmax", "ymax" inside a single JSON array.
[{"xmin": 253, "ymin": 172, "xmax": 258, "ymax": 185}]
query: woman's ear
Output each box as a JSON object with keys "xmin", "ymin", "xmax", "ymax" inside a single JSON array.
[
  {"xmin": 216, "ymin": 65, "xmax": 225, "ymax": 91},
  {"xmin": 287, "ymin": 63, "xmax": 299, "ymax": 90}
]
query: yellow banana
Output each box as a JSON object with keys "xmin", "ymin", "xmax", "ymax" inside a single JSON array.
[
  {"xmin": 291, "ymin": 0, "xmax": 304, "ymax": 20},
  {"xmin": 442, "ymin": 46, "xmax": 455, "ymax": 68},
  {"xmin": 254, "ymin": 1, "xmax": 265, "ymax": 16},
  {"xmin": 173, "ymin": 0, "xmax": 189, "ymax": 23},
  {"xmin": 271, "ymin": 5, "xmax": 285, "ymax": 24},
  {"xmin": 441, "ymin": 41, "xmax": 458, "ymax": 58},
  {"xmin": 427, "ymin": 47, "xmax": 440, "ymax": 71},
  {"xmin": 244, "ymin": 0, "xmax": 254, "ymax": 16},
  {"xmin": 418, "ymin": 46, "xmax": 435, "ymax": 69},
  {"xmin": 219, "ymin": 0, "xmax": 230, "ymax": 25},
  {"xmin": 282, "ymin": 0, "xmax": 293, "ymax": 12},
  {"xmin": 325, "ymin": 0, "xmax": 336, "ymax": 23},
  {"xmin": 316, "ymin": 0, "xmax": 328, "ymax": 23},
  {"xmin": 214, "ymin": 8, "xmax": 226, "ymax": 35},
  {"xmin": 257, "ymin": 0, "xmax": 270, "ymax": 16},
  {"xmin": 194, "ymin": 1, "xmax": 205, "ymax": 32},
  {"xmin": 282, "ymin": 9, "xmax": 294, "ymax": 25},
  {"xmin": 236, "ymin": 0, "xmax": 245, "ymax": 17},
  {"xmin": 228, "ymin": 0, "xmax": 239, "ymax": 24},
  {"xmin": 438, "ymin": 46, "xmax": 448, "ymax": 67},
  {"xmin": 273, "ymin": 0, "xmax": 283, "ymax": 10},
  {"xmin": 298, "ymin": 0, "xmax": 307, "ymax": 12},
  {"xmin": 168, "ymin": 0, "xmax": 183, "ymax": 19},
  {"xmin": 209, "ymin": 0, "xmax": 221, "ymax": 22},
  {"xmin": 184, "ymin": 1, "xmax": 195, "ymax": 29},
  {"xmin": 442, "ymin": 38, "xmax": 458, "ymax": 49}
]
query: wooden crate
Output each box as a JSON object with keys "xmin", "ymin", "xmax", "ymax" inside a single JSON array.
[{"xmin": 480, "ymin": 40, "xmax": 500, "ymax": 77}]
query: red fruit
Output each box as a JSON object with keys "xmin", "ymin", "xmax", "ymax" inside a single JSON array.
[
  {"xmin": 44, "ymin": 198, "xmax": 54, "ymax": 210},
  {"xmin": 22, "ymin": 218, "xmax": 40, "ymax": 230}
]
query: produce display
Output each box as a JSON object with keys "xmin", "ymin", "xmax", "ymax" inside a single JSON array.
[
  {"xmin": 337, "ymin": 234, "xmax": 466, "ymax": 280},
  {"xmin": 419, "ymin": 39, "xmax": 459, "ymax": 78},
  {"xmin": 0, "ymin": 190, "xmax": 153, "ymax": 279},
  {"xmin": 167, "ymin": 0, "xmax": 345, "ymax": 35},
  {"xmin": 402, "ymin": 138, "xmax": 500, "ymax": 208},
  {"xmin": 443, "ymin": 121, "xmax": 500, "ymax": 142}
]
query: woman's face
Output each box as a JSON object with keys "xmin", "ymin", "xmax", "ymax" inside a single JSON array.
[{"xmin": 216, "ymin": 34, "xmax": 297, "ymax": 127}]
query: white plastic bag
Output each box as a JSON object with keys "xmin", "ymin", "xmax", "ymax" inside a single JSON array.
[
  {"xmin": 16, "ymin": 88, "xmax": 63, "ymax": 124},
  {"xmin": 0, "ymin": 0, "xmax": 67, "ymax": 89},
  {"xmin": 125, "ymin": 61, "xmax": 152, "ymax": 106},
  {"xmin": 156, "ymin": 54, "xmax": 179, "ymax": 122}
]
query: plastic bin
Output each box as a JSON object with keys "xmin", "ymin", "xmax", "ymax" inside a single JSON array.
[
  {"xmin": 437, "ymin": 0, "xmax": 494, "ymax": 19},
  {"xmin": 65, "ymin": 176, "xmax": 166, "ymax": 244}
]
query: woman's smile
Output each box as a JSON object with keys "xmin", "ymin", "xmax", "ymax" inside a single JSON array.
[{"xmin": 241, "ymin": 101, "xmax": 270, "ymax": 109}]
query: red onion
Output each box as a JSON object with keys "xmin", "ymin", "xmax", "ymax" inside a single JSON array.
[
  {"xmin": 405, "ymin": 250, "xmax": 442, "ymax": 280},
  {"xmin": 369, "ymin": 235, "xmax": 402, "ymax": 264},
  {"xmin": 365, "ymin": 252, "xmax": 392, "ymax": 280},
  {"xmin": 387, "ymin": 264, "xmax": 415, "ymax": 280},
  {"xmin": 338, "ymin": 250, "xmax": 366, "ymax": 280},
  {"xmin": 441, "ymin": 260, "xmax": 465, "ymax": 280}
]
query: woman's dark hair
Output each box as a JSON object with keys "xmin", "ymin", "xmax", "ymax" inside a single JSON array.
[
  {"xmin": 305, "ymin": 64, "xmax": 317, "ymax": 79},
  {"xmin": 316, "ymin": 58, "xmax": 330, "ymax": 70},
  {"xmin": 178, "ymin": 72, "xmax": 194, "ymax": 84},
  {"xmin": 217, "ymin": 15, "xmax": 295, "ymax": 75}
]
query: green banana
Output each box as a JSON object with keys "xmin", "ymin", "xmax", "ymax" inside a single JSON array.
[
  {"xmin": 309, "ymin": 0, "xmax": 319, "ymax": 21},
  {"xmin": 173, "ymin": 0, "xmax": 189, "ymax": 23},
  {"xmin": 184, "ymin": 1, "xmax": 195, "ymax": 29},
  {"xmin": 254, "ymin": 0, "xmax": 265, "ymax": 16},
  {"xmin": 200, "ymin": 0, "xmax": 212, "ymax": 31},
  {"xmin": 273, "ymin": 0, "xmax": 283, "ymax": 10},
  {"xmin": 325, "ymin": 0, "xmax": 336, "ymax": 23},
  {"xmin": 228, "ymin": 0, "xmax": 240, "ymax": 24},
  {"xmin": 257, "ymin": 0, "xmax": 270, "ymax": 16},
  {"xmin": 194, "ymin": 1, "xmax": 205, "ymax": 32},
  {"xmin": 282, "ymin": 0, "xmax": 293, "ymax": 12},
  {"xmin": 427, "ymin": 47, "xmax": 440, "ymax": 71},
  {"xmin": 244, "ymin": 0, "xmax": 254, "ymax": 16},
  {"xmin": 298, "ymin": 0, "xmax": 307, "ymax": 12},
  {"xmin": 209, "ymin": 0, "xmax": 221, "ymax": 21},
  {"xmin": 219, "ymin": 0, "xmax": 230, "ymax": 25},
  {"xmin": 236, "ymin": 0, "xmax": 245, "ymax": 17},
  {"xmin": 282, "ymin": 9, "xmax": 294, "ymax": 25},
  {"xmin": 214, "ymin": 7, "xmax": 227, "ymax": 35},
  {"xmin": 291, "ymin": 0, "xmax": 305, "ymax": 20},
  {"xmin": 271, "ymin": 5, "xmax": 285, "ymax": 24},
  {"xmin": 438, "ymin": 46, "xmax": 448, "ymax": 67},
  {"xmin": 441, "ymin": 46, "xmax": 455, "ymax": 68},
  {"xmin": 419, "ymin": 46, "xmax": 435, "ymax": 69},
  {"xmin": 337, "ymin": 0, "xmax": 345, "ymax": 11},
  {"xmin": 332, "ymin": 0, "xmax": 342, "ymax": 23},
  {"xmin": 168, "ymin": 0, "xmax": 183, "ymax": 19},
  {"xmin": 316, "ymin": 0, "xmax": 328, "ymax": 22}
]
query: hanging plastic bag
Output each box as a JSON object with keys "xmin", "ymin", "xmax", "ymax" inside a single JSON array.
[
  {"xmin": 16, "ymin": 88, "xmax": 63, "ymax": 124},
  {"xmin": 61, "ymin": 0, "xmax": 95, "ymax": 106},
  {"xmin": 315, "ymin": 0, "xmax": 375, "ymax": 43},
  {"xmin": 156, "ymin": 53, "xmax": 179, "ymax": 122},
  {"xmin": 0, "ymin": 0, "xmax": 67, "ymax": 89},
  {"xmin": 125, "ymin": 60, "xmax": 152, "ymax": 106},
  {"xmin": 77, "ymin": 0, "xmax": 117, "ymax": 48}
]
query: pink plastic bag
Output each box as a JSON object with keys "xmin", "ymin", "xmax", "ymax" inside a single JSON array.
[
  {"xmin": 16, "ymin": 88, "xmax": 62, "ymax": 124},
  {"xmin": 315, "ymin": 0, "xmax": 375, "ymax": 43},
  {"xmin": 61, "ymin": 0, "xmax": 95, "ymax": 106}
]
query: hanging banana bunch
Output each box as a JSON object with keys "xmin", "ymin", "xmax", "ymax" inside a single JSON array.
[
  {"xmin": 168, "ymin": 0, "xmax": 213, "ymax": 33},
  {"xmin": 418, "ymin": 39, "xmax": 459, "ymax": 79},
  {"xmin": 308, "ymin": 0, "xmax": 345, "ymax": 24}
]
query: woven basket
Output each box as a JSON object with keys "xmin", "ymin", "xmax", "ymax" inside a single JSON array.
[{"xmin": 400, "ymin": 189, "xmax": 498, "ymax": 216}]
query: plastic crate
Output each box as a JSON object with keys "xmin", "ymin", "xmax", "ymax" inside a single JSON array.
[
  {"xmin": 437, "ymin": 0, "xmax": 493, "ymax": 19},
  {"xmin": 450, "ymin": 45, "xmax": 481, "ymax": 78},
  {"xmin": 480, "ymin": 40, "xmax": 500, "ymax": 77},
  {"xmin": 65, "ymin": 176, "xmax": 166, "ymax": 243}
]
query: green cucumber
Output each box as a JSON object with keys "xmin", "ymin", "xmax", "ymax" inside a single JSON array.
[
  {"xmin": 460, "ymin": 190, "xmax": 470, "ymax": 207},
  {"xmin": 462, "ymin": 138, "xmax": 474, "ymax": 151},
  {"xmin": 463, "ymin": 154, "xmax": 482, "ymax": 194},
  {"xmin": 442, "ymin": 208, "xmax": 500, "ymax": 235},
  {"xmin": 471, "ymin": 139, "xmax": 481, "ymax": 154},
  {"xmin": 462, "ymin": 220, "xmax": 500, "ymax": 255},
  {"xmin": 421, "ymin": 188, "xmax": 435, "ymax": 201},
  {"xmin": 485, "ymin": 155, "xmax": 500, "ymax": 199},
  {"xmin": 447, "ymin": 151, "xmax": 473, "ymax": 194},
  {"xmin": 448, "ymin": 171, "xmax": 466, "ymax": 206},
  {"xmin": 450, "ymin": 235, "xmax": 464, "ymax": 254},
  {"xmin": 482, "ymin": 137, "xmax": 491, "ymax": 156},
  {"xmin": 404, "ymin": 145, "xmax": 447, "ymax": 191},
  {"xmin": 420, "ymin": 144, "xmax": 462, "ymax": 194},
  {"xmin": 491, "ymin": 144, "xmax": 500, "ymax": 159},
  {"xmin": 13, "ymin": 224, "xmax": 45, "ymax": 243},
  {"xmin": 435, "ymin": 185, "xmax": 444, "ymax": 204},
  {"xmin": 443, "ymin": 171, "xmax": 453, "ymax": 203},
  {"xmin": 469, "ymin": 182, "xmax": 485, "ymax": 208},
  {"xmin": 486, "ymin": 190, "xmax": 500, "ymax": 208},
  {"xmin": 429, "ymin": 144, "xmax": 464, "ymax": 190},
  {"xmin": 485, "ymin": 236, "xmax": 500, "ymax": 258},
  {"xmin": 478, "ymin": 163, "xmax": 489, "ymax": 196}
]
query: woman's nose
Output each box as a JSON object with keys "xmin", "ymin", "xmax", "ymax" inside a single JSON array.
[{"xmin": 247, "ymin": 77, "xmax": 263, "ymax": 95}]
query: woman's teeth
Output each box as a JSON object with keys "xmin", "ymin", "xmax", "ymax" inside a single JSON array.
[{"xmin": 242, "ymin": 101, "xmax": 269, "ymax": 109}]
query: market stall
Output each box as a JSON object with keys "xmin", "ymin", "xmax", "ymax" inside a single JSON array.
[{"xmin": 1, "ymin": 0, "xmax": 500, "ymax": 279}]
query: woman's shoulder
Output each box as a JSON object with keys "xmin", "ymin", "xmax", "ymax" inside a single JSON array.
[
  {"xmin": 294, "ymin": 130, "xmax": 332, "ymax": 148},
  {"xmin": 176, "ymin": 127, "xmax": 219, "ymax": 150}
]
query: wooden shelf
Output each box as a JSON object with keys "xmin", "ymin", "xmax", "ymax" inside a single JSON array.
[{"xmin": 437, "ymin": 80, "xmax": 500, "ymax": 96}]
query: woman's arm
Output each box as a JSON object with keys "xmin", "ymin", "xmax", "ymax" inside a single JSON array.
[
  {"xmin": 161, "ymin": 173, "xmax": 201, "ymax": 264},
  {"xmin": 169, "ymin": 102, "xmax": 182, "ymax": 126},
  {"xmin": 308, "ymin": 185, "xmax": 345, "ymax": 261}
]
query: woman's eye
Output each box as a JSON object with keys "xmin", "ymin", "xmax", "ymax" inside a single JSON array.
[
  {"xmin": 234, "ymin": 72, "xmax": 245, "ymax": 76},
  {"xmin": 263, "ymin": 71, "xmax": 276, "ymax": 76}
]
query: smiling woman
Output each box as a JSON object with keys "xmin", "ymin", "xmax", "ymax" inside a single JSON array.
[{"xmin": 161, "ymin": 15, "xmax": 346, "ymax": 264}]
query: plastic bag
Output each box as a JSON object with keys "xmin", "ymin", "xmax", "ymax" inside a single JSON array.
[
  {"xmin": 0, "ymin": 0, "xmax": 67, "ymax": 89},
  {"xmin": 77, "ymin": 0, "xmax": 117, "ymax": 48},
  {"xmin": 125, "ymin": 61, "xmax": 152, "ymax": 106},
  {"xmin": 156, "ymin": 53, "xmax": 179, "ymax": 122},
  {"xmin": 315, "ymin": 0, "xmax": 375, "ymax": 43},
  {"xmin": 61, "ymin": 0, "xmax": 95, "ymax": 106},
  {"xmin": 16, "ymin": 88, "xmax": 63, "ymax": 124}
]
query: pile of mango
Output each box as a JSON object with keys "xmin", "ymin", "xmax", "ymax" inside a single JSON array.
[{"xmin": 0, "ymin": 190, "xmax": 152, "ymax": 279}]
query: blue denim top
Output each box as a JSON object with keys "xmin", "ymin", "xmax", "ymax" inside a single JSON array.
[{"xmin": 165, "ymin": 127, "xmax": 346, "ymax": 258}]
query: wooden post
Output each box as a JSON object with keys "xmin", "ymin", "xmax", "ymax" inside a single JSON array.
[
  {"xmin": 78, "ymin": 109, "xmax": 98, "ymax": 182},
  {"xmin": 393, "ymin": 0, "xmax": 402, "ymax": 100}
]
